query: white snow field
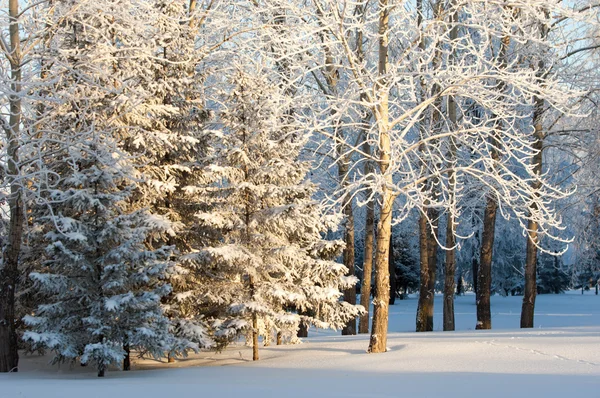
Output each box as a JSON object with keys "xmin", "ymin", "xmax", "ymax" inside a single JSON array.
[{"xmin": 3, "ymin": 291, "xmax": 599, "ymax": 398}]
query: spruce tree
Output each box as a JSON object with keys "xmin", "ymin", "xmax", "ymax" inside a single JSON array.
[
  {"xmin": 188, "ymin": 70, "xmax": 360, "ymax": 360},
  {"xmin": 23, "ymin": 0, "xmax": 176, "ymax": 377}
]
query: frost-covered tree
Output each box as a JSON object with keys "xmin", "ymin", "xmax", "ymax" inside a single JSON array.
[
  {"xmin": 21, "ymin": 0, "xmax": 178, "ymax": 377},
  {"xmin": 118, "ymin": 0, "xmax": 214, "ymax": 356},
  {"xmin": 23, "ymin": 143, "xmax": 174, "ymax": 377},
  {"xmin": 188, "ymin": 69, "xmax": 360, "ymax": 360}
]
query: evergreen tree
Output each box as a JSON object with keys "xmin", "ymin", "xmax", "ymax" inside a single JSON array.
[
  {"xmin": 391, "ymin": 229, "xmax": 419, "ymax": 299},
  {"xmin": 22, "ymin": 0, "xmax": 176, "ymax": 377},
  {"xmin": 119, "ymin": 0, "xmax": 214, "ymax": 356},
  {"xmin": 187, "ymin": 69, "xmax": 360, "ymax": 360}
]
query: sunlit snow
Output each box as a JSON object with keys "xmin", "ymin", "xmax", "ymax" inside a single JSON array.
[{"xmin": 3, "ymin": 291, "xmax": 599, "ymax": 397}]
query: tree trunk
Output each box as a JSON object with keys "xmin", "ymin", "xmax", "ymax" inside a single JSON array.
[
  {"xmin": 475, "ymin": 5, "xmax": 514, "ymax": 331},
  {"xmin": 367, "ymin": 0, "xmax": 392, "ymax": 353},
  {"xmin": 443, "ymin": 211, "xmax": 456, "ymax": 331},
  {"xmin": 0, "ymin": 0, "xmax": 23, "ymax": 373},
  {"xmin": 443, "ymin": 0, "xmax": 459, "ymax": 333},
  {"xmin": 427, "ymin": 209, "xmax": 439, "ymax": 301},
  {"xmin": 359, "ymin": 193, "xmax": 374, "ymax": 333},
  {"xmin": 341, "ymin": 184, "xmax": 356, "ymax": 335},
  {"xmin": 367, "ymin": 191, "xmax": 393, "ymax": 353},
  {"xmin": 416, "ymin": 208, "xmax": 438, "ymax": 332},
  {"xmin": 276, "ymin": 331, "xmax": 282, "ymax": 345},
  {"xmin": 123, "ymin": 344, "xmax": 131, "ymax": 371},
  {"xmin": 416, "ymin": 212, "xmax": 433, "ymax": 332},
  {"xmin": 472, "ymin": 251, "xmax": 479, "ymax": 295},
  {"xmin": 477, "ymin": 197, "xmax": 497, "ymax": 330},
  {"xmin": 520, "ymin": 14, "xmax": 549, "ymax": 327},
  {"xmin": 521, "ymin": 95, "xmax": 544, "ymax": 329},
  {"xmin": 252, "ymin": 313, "xmax": 259, "ymax": 361}
]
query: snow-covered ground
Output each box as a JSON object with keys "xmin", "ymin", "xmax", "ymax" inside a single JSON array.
[{"xmin": 3, "ymin": 291, "xmax": 599, "ymax": 398}]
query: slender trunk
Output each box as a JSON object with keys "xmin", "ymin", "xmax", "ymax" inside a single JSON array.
[
  {"xmin": 368, "ymin": 190, "xmax": 393, "ymax": 353},
  {"xmin": 276, "ymin": 331, "xmax": 282, "ymax": 345},
  {"xmin": 97, "ymin": 364, "xmax": 105, "ymax": 378},
  {"xmin": 358, "ymin": 78, "xmax": 374, "ymax": 333},
  {"xmin": 341, "ymin": 180, "xmax": 356, "ymax": 335},
  {"xmin": 359, "ymin": 188, "xmax": 374, "ymax": 333},
  {"xmin": 521, "ymin": 96, "xmax": 544, "ymax": 328},
  {"xmin": 427, "ymin": 210, "xmax": 439, "ymax": 325},
  {"xmin": 123, "ymin": 344, "xmax": 131, "ymax": 371},
  {"xmin": 443, "ymin": 0, "xmax": 459, "ymax": 332},
  {"xmin": 389, "ymin": 233, "xmax": 396, "ymax": 305},
  {"xmin": 416, "ymin": 0, "xmax": 445, "ymax": 333},
  {"xmin": 354, "ymin": 2, "xmax": 372, "ymax": 334},
  {"xmin": 416, "ymin": 208, "xmax": 438, "ymax": 332},
  {"xmin": 521, "ymin": 14, "xmax": 549, "ymax": 327},
  {"xmin": 252, "ymin": 313, "xmax": 259, "ymax": 361},
  {"xmin": 416, "ymin": 213, "xmax": 432, "ymax": 332},
  {"xmin": 368, "ymin": 0, "xmax": 391, "ymax": 353},
  {"xmin": 472, "ymin": 248, "xmax": 479, "ymax": 295},
  {"xmin": 477, "ymin": 198, "xmax": 497, "ymax": 330},
  {"xmin": 476, "ymin": 15, "xmax": 513, "ymax": 330},
  {"xmin": 443, "ymin": 211, "xmax": 456, "ymax": 331},
  {"xmin": 0, "ymin": 0, "xmax": 23, "ymax": 373}
]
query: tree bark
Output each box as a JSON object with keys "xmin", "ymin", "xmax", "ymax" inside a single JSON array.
[
  {"xmin": 476, "ymin": 20, "xmax": 512, "ymax": 331},
  {"xmin": 477, "ymin": 197, "xmax": 497, "ymax": 330},
  {"xmin": 472, "ymin": 246, "xmax": 479, "ymax": 295},
  {"xmin": 367, "ymin": 0, "xmax": 392, "ymax": 353},
  {"xmin": 252, "ymin": 313, "xmax": 259, "ymax": 361},
  {"xmin": 520, "ymin": 95, "xmax": 544, "ymax": 328},
  {"xmin": 521, "ymin": 14, "xmax": 549, "ymax": 328},
  {"xmin": 416, "ymin": 212, "xmax": 433, "ymax": 332},
  {"xmin": 341, "ymin": 180, "xmax": 356, "ymax": 335},
  {"xmin": 0, "ymin": 0, "xmax": 24, "ymax": 373},
  {"xmin": 368, "ymin": 191, "xmax": 393, "ymax": 353},
  {"xmin": 352, "ymin": 0, "xmax": 373, "ymax": 334},
  {"xmin": 443, "ymin": 211, "xmax": 456, "ymax": 331},
  {"xmin": 359, "ymin": 188, "xmax": 374, "ymax": 334},
  {"xmin": 443, "ymin": 0, "xmax": 459, "ymax": 333}
]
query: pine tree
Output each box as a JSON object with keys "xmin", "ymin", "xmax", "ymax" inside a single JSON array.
[
  {"xmin": 186, "ymin": 69, "xmax": 360, "ymax": 360},
  {"xmin": 118, "ymin": 0, "xmax": 214, "ymax": 356},
  {"xmin": 22, "ymin": 0, "xmax": 176, "ymax": 377},
  {"xmin": 24, "ymin": 132, "xmax": 174, "ymax": 377}
]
